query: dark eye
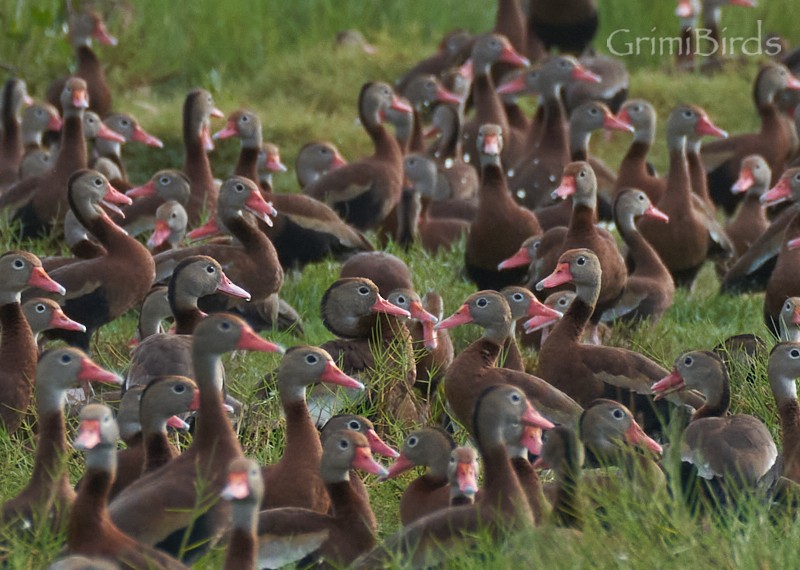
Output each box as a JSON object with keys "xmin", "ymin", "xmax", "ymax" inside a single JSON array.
[
  {"xmin": 305, "ymin": 353, "xmax": 318, "ymax": 365},
  {"xmin": 533, "ymin": 241, "xmax": 540, "ymax": 250},
  {"xmin": 589, "ymin": 108, "xmax": 599, "ymax": 115},
  {"xmin": 559, "ymin": 60, "xmax": 568, "ymax": 68},
  {"xmin": 638, "ymin": 194, "xmax": 645, "ymax": 201},
  {"xmin": 159, "ymin": 176, "xmax": 170, "ymax": 185},
  {"xmin": 449, "ymin": 456, "xmax": 456, "ymax": 464},
  {"xmin": 348, "ymin": 420, "xmax": 361, "ymax": 430},
  {"xmin": 241, "ymin": 115, "xmax": 249, "ymax": 123},
  {"xmin": 476, "ymin": 297, "xmax": 488, "ymax": 308},
  {"xmin": 579, "ymin": 170, "xmax": 586, "ymax": 178},
  {"xmin": 121, "ymin": 120, "xmax": 129, "ymax": 127},
  {"xmin": 12, "ymin": 258, "xmax": 24, "ymax": 270},
  {"xmin": 170, "ymin": 213, "xmax": 177, "ymax": 219},
  {"xmin": 407, "ymin": 436, "xmax": 419, "ymax": 447},
  {"xmin": 320, "ymin": 147, "xmax": 329, "ymax": 154},
  {"xmin": 558, "ymin": 297, "xmax": 568, "ymax": 306},
  {"xmin": 357, "ymin": 286, "xmax": 370, "ymax": 296},
  {"xmin": 612, "ymin": 408, "xmax": 624, "ymax": 419},
  {"xmin": 787, "ymin": 301, "xmax": 793, "ymax": 311},
  {"xmin": 684, "ymin": 356, "xmax": 693, "ymax": 366},
  {"xmin": 338, "ymin": 439, "xmax": 349, "ymax": 450},
  {"xmin": 509, "ymin": 392, "xmax": 521, "ymax": 403},
  {"xmin": 205, "ymin": 265, "xmax": 216, "ymax": 274},
  {"xmin": 35, "ymin": 304, "xmax": 46, "ymax": 313},
  {"xmin": 94, "ymin": 178, "xmax": 103, "ymax": 186},
  {"xmin": 173, "ymin": 384, "xmax": 186, "ymax": 394},
  {"xmin": 794, "ymin": 173, "xmax": 800, "ymax": 183},
  {"xmin": 512, "ymin": 293, "xmax": 524, "ymax": 302},
  {"xmin": 683, "ymin": 110, "xmax": 693, "ymax": 118},
  {"xmin": 35, "ymin": 109, "xmax": 43, "ymax": 116},
  {"xmin": 396, "ymin": 295, "xmax": 406, "ymax": 304},
  {"xmin": 60, "ymin": 354, "xmax": 72, "ymax": 364},
  {"xmin": 234, "ymin": 183, "xmax": 245, "ymax": 192},
  {"xmin": 219, "ymin": 321, "xmax": 231, "ymax": 331},
  {"xmin": 791, "ymin": 349, "xmax": 800, "ymax": 359},
  {"xmin": 576, "ymin": 256, "xmax": 586, "ymax": 266}
]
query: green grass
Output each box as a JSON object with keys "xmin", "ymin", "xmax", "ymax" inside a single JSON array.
[{"xmin": 1, "ymin": 0, "xmax": 800, "ymax": 568}]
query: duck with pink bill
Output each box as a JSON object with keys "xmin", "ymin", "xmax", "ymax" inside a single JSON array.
[
  {"xmin": 187, "ymin": 181, "xmax": 278, "ymax": 238},
  {"xmin": 761, "ymin": 167, "xmax": 800, "ymax": 207},
  {"xmin": 22, "ymin": 298, "xmax": 86, "ymax": 343},
  {"xmin": 147, "ymin": 201, "xmax": 187, "ymax": 252},
  {"xmin": 96, "ymin": 179, "xmax": 133, "ymax": 218},
  {"xmin": 386, "ymin": 288, "xmax": 439, "ymax": 349}
]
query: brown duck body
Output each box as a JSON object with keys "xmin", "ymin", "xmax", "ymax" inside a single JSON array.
[
  {"xmin": 764, "ymin": 213, "xmax": 800, "ymax": 336},
  {"xmin": 767, "ymin": 343, "xmax": 800, "ymax": 484},
  {"xmin": 528, "ymin": 0, "xmax": 598, "ymax": 55},
  {"xmin": 183, "ymin": 89, "xmax": 221, "ymax": 224},
  {"xmin": 304, "ymin": 83, "xmax": 407, "ymax": 231},
  {"xmin": 0, "ymin": 302, "xmax": 37, "ymax": 433},
  {"xmin": 44, "ymin": 172, "xmax": 155, "ymax": 350},
  {"xmin": 465, "ymin": 131, "xmax": 541, "ymax": 290},
  {"xmin": 0, "ymin": 79, "xmax": 27, "ymax": 186}
]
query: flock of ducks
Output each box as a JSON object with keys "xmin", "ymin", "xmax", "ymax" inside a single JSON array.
[{"xmin": 3, "ymin": 1, "xmax": 800, "ymax": 568}]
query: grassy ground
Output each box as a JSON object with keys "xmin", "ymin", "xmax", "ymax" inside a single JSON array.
[{"xmin": 1, "ymin": 1, "xmax": 800, "ymax": 568}]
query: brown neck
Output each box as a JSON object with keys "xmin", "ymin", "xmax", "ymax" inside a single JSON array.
[
  {"xmin": 55, "ymin": 114, "xmax": 88, "ymax": 173},
  {"xmin": 225, "ymin": 212, "xmax": 272, "ymax": 252},
  {"xmin": 224, "ymin": 526, "xmax": 256, "ymax": 570},
  {"xmin": 234, "ymin": 147, "xmax": 260, "ymax": 184},
  {"xmin": 547, "ymin": 295, "xmax": 593, "ymax": 345},
  {"xmin": 184, "ymin": 126, "xmax": 216, "ymax": 222},
  {"xmin": 666, "ymin": 145, "xmax": 691, "ymax": 204},
  {"xmin": 327, "ymin": 479, "xmax": 377, "ymax": 533},
  {"xmin": 619, "ymin": 141, "xmax": 652, "ymax": 178},
  {"xmin": 693, "ymin": 382, "xmax": 730, "ymax": 419},
  {"xmin": 67, "ymin": 467, "xmax": 114, "ymax": 548},
  {"xmin": 779, "ymin": 399, "xmax": 800, "ymax": 477},
  {"xmin": 28, "ymin": 406, "xmax": 73, "ymax": 505},
  {"xmin": 281, "ymin": 399, "xmax": 323, "ymax": 469},
  {"xmin": 686, "ymin": 150, "xmax": 711, "ymax": 203},
  {"xmin": 618, "ymin": 215, "xmax": 671, "ymax": 277},
  {"xmin": 480, "ymin": 443, "xmax": 531, "ymax": 522},
  {"xmin": 143, "ymin": 432, "xmax": 178, "ymax": 473},
  {"xmin": 76, "ymin": 46, "xmax": 103, "ymax": 85},
  {"xmin": 568, "ymin": 203, "xmax": 596, "ymax": 237},
  {"xmin": 473, "ymin": 73, "xmax": 508, "ymax": 133},
  {"xmin": 510, "ymin": 457, "xmax": 547, "ymax": 526}
]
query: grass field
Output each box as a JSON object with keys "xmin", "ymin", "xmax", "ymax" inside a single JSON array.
[{"xmin": 1, "ymin": 0, "xmax": 800, "ymax": 568}]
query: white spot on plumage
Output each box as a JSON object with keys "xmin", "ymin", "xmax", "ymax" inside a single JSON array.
[
  {"xmin": 516, "ymin": 189, "xmax": 526, "ymax": 199},
  {"xmin": 444, "ymin": 158, "xmax": 454, "ymax": 169},
  {"xmin": 507, "ymin": 169, "xmax": 515, "ymax": 177}
]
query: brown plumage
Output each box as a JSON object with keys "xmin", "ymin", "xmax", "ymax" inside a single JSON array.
[
  {"xmin": 45, "ymin": 11, "xmax": 115, "ymax": 118},
  {"xmin": 261, "ymin": 347, "xmax": 364, "ymax": 512},
  {"xmin": 615, "ymin": 99, "xmax": 666, "ymax": 203},
  {"xmin": 339, "ymin": 251, "xmax": 413, "ymax": 296},
  {"xmin": 221, "ymin": 458, "xmax": 264, "ymax": 570},
  {"xmin": 2, "ymin": 348, "xmax": 120, "ymax": 531},
  {"xmin": 22, "ymin": 297, "xmax": 85, "ymax": 346},
  {"xmin": 528, "ymin": 0, "xmax": 598, "ymax": 55},
  {"xmin": 0, "ymin": 252, "xmax": 65, "ymax": 432},
  {"xmin": 0, "ymin": 78, "xmax": 30, "ymax": 186},
  {"xmin": 465, "ymin": 124, "xmax": 542, "ymax": 290},
  {"xmin": 703, "ymin": 64, "xmax": 800, "ymax": 214},
  {"xmin": 182, "ymin": 89, "xmax": 224, "ymax": 224},
  {"xmin": 438, "ymin": 290, "xmax": 582, "ymax": 432},
  {"xmin": 725, "ymin": 154, "xmax": 772, "ymax": 258},
  {"xmin": 764, "ymin": 212, "xmax": 800, "ymax": 336},
  {"xmin": 536, "ymin": 249, "xmax": 702, "ymax": 434},
  {"xmin": 653, "ymin": 350, "xmax": 778, "ymax": 496},
  {"xmin": 108, "ymin": 315, "xmax": 281, "ymax": 562},
  {"xmin": 39, "ymin": 170, "xmax": 154, "ymax": 351},
  {"xmin": 395, "ymin": 30, "xmax": 474, "ymax": 94},
  {"xmin": 303, "ymin": 82, "xmax": 410, "ymax": 231},
  {"xmin": 601, "ymin": 188, "xmax": 674, "ymax": 324},
  {"xmin": 66, "ymin": 404, "xmax": 187, "ymax": 569},
  {"xmin": 256, "ymin": 430, "xmax": 386, "ymax": 569},
  {"xmin": 121, "ymin": 169, "xmax": 191, "ymax": 237},
  {"xmin": 638, "ymin": 104, "xmax": 730, "ymax": 287},
  {"xmin": 767, "ymin": 343, "xmax": 800, "ymax": 484}
]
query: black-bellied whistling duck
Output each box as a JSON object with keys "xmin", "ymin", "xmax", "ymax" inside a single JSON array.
[
  {"xmin": 257, "ymin": 141, "xmax": 287, "ymax": 190},
  {"xmin": 498, "ymin": 229, "xmax": 564, "ymax": 295},
  {"xmin": 615, "ymin": 99, "xmax": 665, "ymax": 203},
  {"xmin": 528, "ymin": 0, "xmax": 598, "ymax": 55},
  {"xmin": 395, "ymin": 30, "xmax": 474, "ymax": 94},
  {"xmin": 109, "ymin": 314, "xmax": 280, "ymax": 560},
  {"xmin": 520, "ymin": 290, "xmax": 571, "ymax": 351},
  {"xmin": 157, "ymin": 176, "xmax": 282, "ymax": 313},
  {"xmin": 383, "ymin": 427, "xmax": 457, "ymax": 525},
  {"xmin": 1, "ymin": 348, "xmax": 120, "ymax": 530},
  {"xmin": 563, "ymin": 53, "xmax": 629, "ymax": 115},
  {"xmin": 0, "ymin": 78, "xmax": 89, "ymax": 237},
  {"xmin": 261, "ymin": 346, "xmax": 364, "ymax": 512},
  {"xmin": 125, "ymin": 255, "xmax": 249, "ymax": 391},
  {"xmin": 447, "ymin": 446, "xmax": 480, "ymax": 506},
  {"xmin": 536, "ymin": 249, "xmax": 702, "ymax": 432},
  {"xmin": 303, "ymin": 82, "xmax": 411, "ymax": 231},
  {"xmin": 0, "ymin": 252, "xmax": 65, "ymax": 433},
  {"xmin": 20, "ymin": 101, "xmax": 62, "ymax": 154},
  {"xmin": 653, "ymin": 350, "xmax": 778, "ymax": 504},
  {"xmin": 532, "ymin": 103, "xmax": 633, "ymax": 230},
  {"xmin": 424, "ymin": 103, "xmax": 479, "ymax": 207},
  {"xmin": 639, "ymin": 104, "xmax": 729, "ymax": 287},
  {"xmin": 0, "ymin": 78, "xmax": 32, "ymax": 186},
  {"xmin": 122, "ymin": 169, "xmax": 190, "ymax": 236},
  {"xmin": 39, "ymin": 207, "xmax": 108, "ymax": 274},
  {"xmin": 398, "ymin": 153, "xmax": 469, "ymax": 252},
  {"xmin": 722, "ymin": 167, "xmax": 800, "ymax": 293},
  {"xmin": 536, "ymin": 426, "xmax": 585, "ymax": 529},
  {"xmin": 767, "ymin": 343, "xmax": 800, "ymax": 484},
  {"xmin": 67, "ymin": 404, "xmax": 187, "ymax": 569},
  {"xmin": 400, "ymin": 75, "xmax": 462, "ymax": 153},
  {"xmin": 543, "ymin": 162, "xmax": 628, "ymax": 338},
  {"xmin": 765, "ymin": 219, "xmax": 800, "ymax": 336},
  {"xmin": 437, "ymin": 290, "xmax": 582, "ymax": 430},
  {"xmin": 578, "ymin": 399, "xmax": 664, "ymax": 493},
  {"xmin": 295, "ymin": 141, "xmax": 347, "ymax": 189},
  {"xmin": 147, "ymin": 201, "xmax": 187, "ymax": 253},
  {"xmin": 22, "ymin": 297, "xmax": 86, "ymax": 345},
  {"xmin": 499, "ymin": 286, "xmax": 561, "ymax": 371},
  {"xmin": 312, "ymin": 277, "xmax": 420, "ymax": 425},
  {"xmin": 339, "ymin": 251, "xmax": 414, "ymax": 296},
  {"xmin": 130, "ymin": 286, "xmax": 170, "ymax": 346},
  {"xmin": 319, "ymin": 414, "xmax": 399, "ymax": 503},
  {"xmin": 726, "ymin": 155, "xmax": 771, "ymax": 258},
  {"xmin": 108, "ymin": 376, "xmax": 199, "ymax": 499},
  {"xmin": 601, "ymin": 188, "xmax": 674, "ymax": 324},
  {"xmin": 386, "ymin": 288, "xmax": 451, "ymax": 397},
  {"xmin": 93, "ymin": 113, "xmax": 163, "ymax": 187},
  {"xmin": 221, "ymin": 458, "xmax": 263, "ymax": 570},
  {"xmin": 465, "ymin": 124, "xmax": 542, "ymax": 290},
  {"xmin": 256, "ymin": 430, "xmax": 386, "ymax": 569},
  {"xmin": 215, "ymin": 111, "xmax": 373, "ymax": 270},
  {"xmin": 46, "ymin": 11, "xmax": 116, "ymax": 118},
  {"xmin": 355, "ymin": 385, "xmax": 552, "ymax": 568},
  {"xmin": 182, "ymin": 88, "xmax": 223, "ymax": 224},
  {"xmin": 19, "ymin": 149, "xmax": 51, "ymax": 182},
  {"xmin": 703, "ymin": 64, "xmax": 800, "ymax": 214},
  {"xmin": 493, "ymin": 0, "xmax": 528, "ymax": 68},
  {"xmin": 461, "ymin": 34, "xmax": 529, "ymax": 166},
  {"xmin": 38, "ymin": 171, "xmax": 152, "ymax": 350},
  {"xmin": 498, "ymin": 56, "xmax": 601, "ymax": 211},
  {"xmin": 779, "ymin": 298, "xmax": 800, "ymax": 342}
]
